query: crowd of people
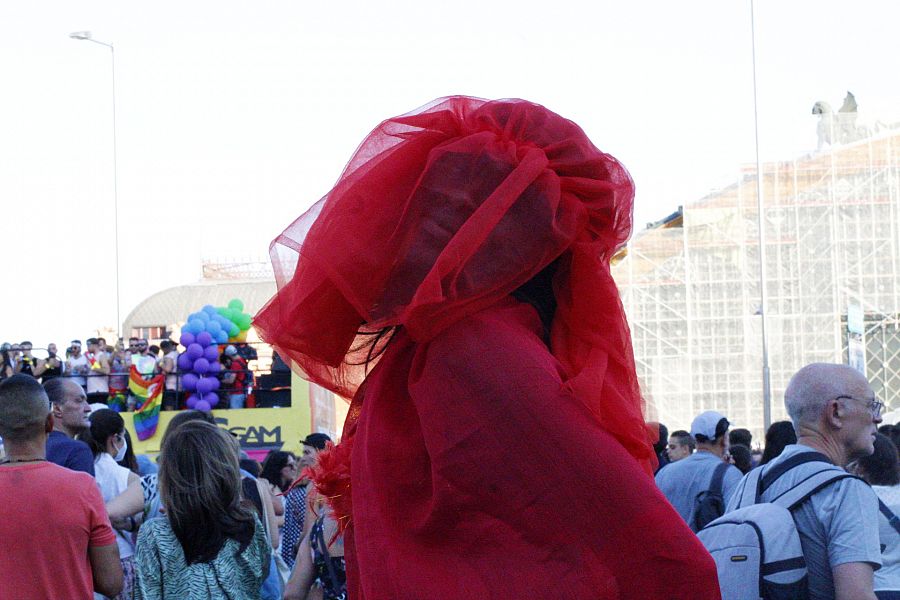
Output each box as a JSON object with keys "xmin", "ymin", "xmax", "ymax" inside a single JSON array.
[
  {"xmin": 652, "ymin": 363, "xmax": 897, "ymax": 599},
  {"xmin": 0, "ymin": 373, "xmax": 344, "ymax": 599},
  {"xmin": 4, "ymin": 97, "xmax": 899, "ymax": 600},
  {"xmin": 0, "ymin": 336, "xmax": 254, "ymax": 411}
]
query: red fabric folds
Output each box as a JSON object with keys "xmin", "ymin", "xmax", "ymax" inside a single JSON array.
[
  {"xmin": 254, "ymin": 96, "xmax": 653, "ymax": 469},
  {"xmin": 344, "ymin": 301, "xmax": 719, "ymax": 599},
  {"xmin": 254, "ymin": 97, "xmax": 722, "ymax": 598}
]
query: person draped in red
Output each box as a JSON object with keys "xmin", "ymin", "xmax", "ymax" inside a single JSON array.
[{"xmin": 255, "ymin": 97, "xmax": 720, "ymax": 599}]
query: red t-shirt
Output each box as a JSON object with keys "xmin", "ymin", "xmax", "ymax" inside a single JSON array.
[
  {"xmin": 227, "ymin": 356, "xmax": 248, "ymax": 392},
  {"xmin": 0, "ymin": 461, "xmax": 117, "ymax": 600}
]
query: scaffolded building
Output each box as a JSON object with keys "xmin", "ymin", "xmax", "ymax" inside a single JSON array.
[{"xmin": 613, "ymin": 131, "xmax": 900, "ymax": 438}]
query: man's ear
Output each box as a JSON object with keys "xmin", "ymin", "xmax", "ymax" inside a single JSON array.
[
  {"xmin": 45, "ymin": 413, "xmax": 54, "ymax": 433},
  {"xmin": 826, "ymin": 398, "xmax": 843, "ymax": 429}
]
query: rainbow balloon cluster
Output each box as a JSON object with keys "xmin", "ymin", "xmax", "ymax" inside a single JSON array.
[
  {"xmin": 177, "ymin": 299, "xmax": 253, "ymax": 412},
  {"xmin": 180, "ymin": 299, "xmax": 253, "ymax": 344}
]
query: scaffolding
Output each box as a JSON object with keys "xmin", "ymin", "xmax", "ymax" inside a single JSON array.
[{"xmin": 613, "ymin": 131, "xmax": 900, "ymax": 439}]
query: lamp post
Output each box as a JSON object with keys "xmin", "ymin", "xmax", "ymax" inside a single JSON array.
[
  {"xmin": 69, "ymin": 31, "xmax": 121, "ymax": 338},
  {"xmin": 749, "ymin": 1, "xmax": 772, "ymax": 432}
]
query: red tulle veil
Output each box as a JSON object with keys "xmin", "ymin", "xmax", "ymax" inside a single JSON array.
[{"xmin": 254, "ymin": 96, "xmax": 655, "ymax": 473}]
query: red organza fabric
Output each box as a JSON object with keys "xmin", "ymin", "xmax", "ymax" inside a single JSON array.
[
  {"xmin": 257, "ymin": 97, "xmax": 722, "ymax": 598},
  {"xmin": 254, "ymin": 96, "xmax": 654, "ymax": 470},
  {"xmin": 342, "ymin": 300, "xmax": 719, "ymax": 599}
]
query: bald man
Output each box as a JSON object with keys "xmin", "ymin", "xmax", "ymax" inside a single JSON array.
[
  {"xmin": 725, "ymin": 364, "xmax": 883, "ymax": 600},
  {"xmin": 0, "ymin": 375, "xmax": 122, "ymax": 599}
]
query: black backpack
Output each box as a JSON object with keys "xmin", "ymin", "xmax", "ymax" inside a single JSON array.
[{"xmin": 692, "ymin": 461, "xmax": 730, "ymax": 532}]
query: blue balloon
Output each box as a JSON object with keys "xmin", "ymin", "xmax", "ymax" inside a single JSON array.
[
  {"xmin": 202, "ymin": 305, "xmax": 217, "ymax": 315},
  {"xmin": 196, "ymin": 377, "xmax": 215, "ymax": 395},
  {"xmin": 207, "ymin": 320, "xmax": 222, "ymax": 334},
  {"xmin": 182, "ymin": 373, "xmax": 199, "ymax": 392},
  {"xmin": 177, "ymin": 352, "xmax": 193, "ymax": 370},
  {"xmin": 215, "ymin": 330, "xmax": 228, "ymax": 344},
  {"xmin": 203, "ymin": 345, "xmax": 219, "ymax": 362},
  {"xmin": 188, "ymin": 318, "xmax": 205, "ymax": 333}
]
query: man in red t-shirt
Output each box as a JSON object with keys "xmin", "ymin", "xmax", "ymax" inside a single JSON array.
[
  {"xmin": 221, "ymin": 345, "xmax": 248, "ymax": 409},
  {"xmin": 0, "ymin": 375, "xmax": 123, "ymax": 600}
]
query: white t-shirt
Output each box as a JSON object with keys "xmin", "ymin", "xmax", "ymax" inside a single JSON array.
[
  {"xmin": 94, "ymin": 452, "xmax": 135, "ymax": 558},
  {"xmin": 86, "ymin": 352, "xmax": 109, "ymax": 395},
  {"xmin": 66, "ymin": 354, "xmax": 88, "ymax": 388},
  {"xmin": 873, "ymin": 484, "xmax": 900, "ymax": 593},
  {"xmin": 164, "ymin": 350, "xmax": 179, "ymax": 391}
]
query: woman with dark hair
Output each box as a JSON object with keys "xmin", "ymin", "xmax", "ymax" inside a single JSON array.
[
  {"xmin": 254, "ymin": 97, "xmax": 719, "ymax": 598},
  {"xmin": 760, "ymin": 420, "xmax": 798, "ymax": 465},
  {"xmin": 107, "ymin": 409, "xmax": 217, "ymax": 522},
  {"xmin": 134, "ymin": 421, "xmax": 270, "ymax": 598},
  {"xmin": 858, "ymin": 433, "xmax": 900, "ymax": 598},
  {"xmin": 260, "ymin": 450, "xmax": 297, "ymax": 493},
  {"xmin": 727, "ymin": 444, "xmax": 753, "ymax": 474},
  {"xmin": 116, "ymin": 429, "xmax": 140, "ymax": 475},
  {"xmin": 83, "ymin": 408, "xmax": 140, "ymax": 599}
]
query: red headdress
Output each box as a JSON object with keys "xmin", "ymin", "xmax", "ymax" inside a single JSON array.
[{"xmin": 254, "ymin": 96, "xmax": 654, "ymax": 471}]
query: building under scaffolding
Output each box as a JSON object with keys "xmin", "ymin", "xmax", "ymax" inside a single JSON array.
[{"xmin": 613, "ymin": 131, "xmax": 900, "ymax": 437}]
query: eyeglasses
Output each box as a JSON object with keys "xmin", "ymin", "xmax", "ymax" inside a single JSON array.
[{"xmin": 836, "ymin": 395, "xmax": 885, "ymax": 418}]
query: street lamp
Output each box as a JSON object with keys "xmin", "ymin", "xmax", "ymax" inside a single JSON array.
[
  {"xmin": 749, "ymin": 1, "xmax": 772, "ymax": 432},
  {"xmin": 70, "ymin": 31, "xmax": 121, "ymax": 339}
]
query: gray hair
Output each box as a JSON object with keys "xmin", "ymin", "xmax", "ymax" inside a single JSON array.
[
  {"xmin": 784, "ymin": 363, "xmax": 869, "ymax": 429},
  {"xmin": 42, "ymin": 377, "xmax": 79, "ymax": 406},
  {"xmin": 0, "ymin": 375, "xmax": 49, "ymax": 443}
]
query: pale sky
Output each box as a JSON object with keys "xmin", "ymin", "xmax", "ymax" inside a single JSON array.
[{"xmin": 2, "ymin": 0, "xmax": 898, "ymax": 346}]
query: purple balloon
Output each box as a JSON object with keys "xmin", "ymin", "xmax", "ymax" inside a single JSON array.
[
  {"xmin": 195, "ymin": 400, "xmax": 212, "ymax": 412},
  {"xmin": 182, "ymin": 373, "xmax": 199, "ymax": 392},
  {"xmin": 177, "ymin": 353, "xmax": 192, "ymax": 371},
  {"xmin": 186, "ymin": 395, "xmax": 199, "ymax": 409},
  {"xmin": 203, "ymin": 345, "xmax": 219, "ymax": 362},
  {"xmin": 196, "ymin": 332, "xmax": 213, "ymax": 348},
  {"xmin": 186, "ymin": 343, "xmax": 204, "ymax": 360},
  {"xmin": 207, "ymin": 361, "xmax": 221, "ymax": 374},
  {"xmin": 202, "ymin": 392, "xmax": 219, "ymax": 407},
  {"xmin": 192, "ymin": 358, "xmax": 210, "ymax": 374},
  {"xmin": 196, "ymin": 377, "xmax": 214, "ymax": 395},
  {"xmin": 179, "ymin": 332, "xmax": 195, "ymax": 347},
  {"xmin": 210, "ymin": 377, "xmax": 220, "ymax": 390}
]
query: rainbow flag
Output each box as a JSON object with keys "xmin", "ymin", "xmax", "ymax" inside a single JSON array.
[
  {"xmin": 107, "ymin": 389, "xmax": 127, "ymax": 413},
  {"xmin": 129, "ymin": 366, "xmax": 165, "ymax": 441}
]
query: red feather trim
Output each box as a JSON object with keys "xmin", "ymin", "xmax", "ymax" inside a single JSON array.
[{"xmin": 302, "ymin": 438, "xmax": 353, "ymax": 533}]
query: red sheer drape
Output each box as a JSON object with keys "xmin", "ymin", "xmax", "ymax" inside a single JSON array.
[{"xmin": 254, "ymin": 97, "xmax": 653, "ymax": 469}]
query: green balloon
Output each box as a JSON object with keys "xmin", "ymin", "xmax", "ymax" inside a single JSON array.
[
  {"xmin": 228, "ymin": 324, "xmax": 240, "ymax": 337},
  {"xmin": 216, "ymin": 307, "xmax": 227, "ymax": 316},
  {"xmin": 228, "ymin": 298, "xmax": 244, "ymax": 312},
  {"xmin": 237, "ymin": 314, "xmax": 252, "ymax": 330}
]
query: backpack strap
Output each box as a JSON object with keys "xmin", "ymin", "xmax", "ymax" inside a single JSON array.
[
  {"xmin": 758, "ymin": 451, "xmax": 835, "ymax": 497},
  {"xmin": 709, "ymin": 462, "xmax": 729, "ymax": 497},
  {"xmin": 768, "ymin": 468, "xmax": 856, "ymax": 510},
  {"xmin": 736, "ymin": 466, "xmax": 766, "ymax": 509},
  {"xmin": 879, "ymin": 499, "xmax": 900, "ymax": 536}
]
